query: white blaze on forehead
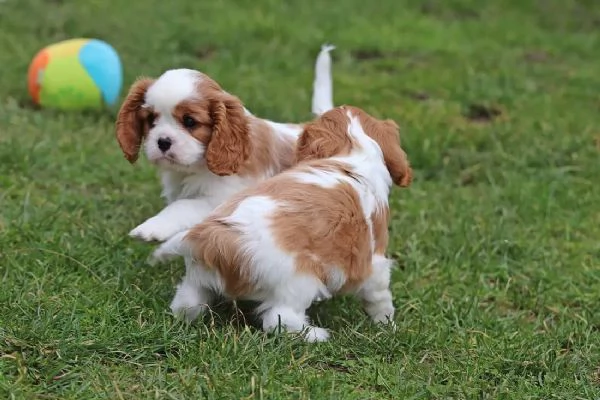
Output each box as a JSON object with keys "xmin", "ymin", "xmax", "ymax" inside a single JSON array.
[{"xmin": 145, "ymin": 69, "xmax": 202, "ymax": 109}]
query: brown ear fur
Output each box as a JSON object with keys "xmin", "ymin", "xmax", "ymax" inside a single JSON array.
[
  {"xmin": 380, "ymin": 119, "xmax": 412, "ymax": 187},
  {"xmin": 351, "ymin": 107, "xmax": 412, "ymax": 187},
  {"xmin": 115, "ymin": 78, "xmax": 154, "ymax": 163},
  {"xmin": 205, "ymin": 93, "xmax": 251, "ymax": 176},
  {"xmin": 295, "ymin": 108, "xmax": 352, "ymax": 162}
]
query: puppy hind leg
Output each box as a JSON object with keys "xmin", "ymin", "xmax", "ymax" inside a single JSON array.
[
  {"xmin": 170, "ymin": 260, "xmax": 214, "ymax": 323},
  {"xmin": 261, "ymin": 305, "xmax": 330, "ymax": 342},
  {"xmin": 358, "ymin": 255, "xmax": 395, "ymax": 324},
  {"xmin": 259, "ymin": 276, "xmax": 330, "ymax": 342}
]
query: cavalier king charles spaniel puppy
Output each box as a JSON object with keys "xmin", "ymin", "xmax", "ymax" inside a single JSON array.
[
  {"xmin": 116, "ymin": 45, "xmax": 335, "ymax": 243},
  {"xmin": 151, "ymin": 105, "xmax": 413, "ymax": 342}
]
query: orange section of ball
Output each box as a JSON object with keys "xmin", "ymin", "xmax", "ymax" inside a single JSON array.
[{"xmin": 27, "ymin": 50, "xmax": 49, "ymax": 104}]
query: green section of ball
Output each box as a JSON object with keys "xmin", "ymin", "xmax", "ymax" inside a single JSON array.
[{"xmin": 40, "ymin": 55, "xmax": 102, "ymax": 110}]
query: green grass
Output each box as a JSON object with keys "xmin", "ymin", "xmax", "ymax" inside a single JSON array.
[{"xmin": 1, "ymin": 0, "xmax": 600, "ymax": 398}]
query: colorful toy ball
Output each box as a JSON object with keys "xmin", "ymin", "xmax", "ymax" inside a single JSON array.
[{"xmin": 27, "ymin": 38, "xmax": 123, "ymax": 110}]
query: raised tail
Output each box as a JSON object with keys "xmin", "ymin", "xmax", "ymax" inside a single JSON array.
[{"xmin": 311, "ymin": 44, "xmax": 336, "ymax": 116}]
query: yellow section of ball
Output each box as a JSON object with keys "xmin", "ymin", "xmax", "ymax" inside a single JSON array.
[{"xmin": 46, "ymin": 38, "xmax": 89, "ymax": 57}]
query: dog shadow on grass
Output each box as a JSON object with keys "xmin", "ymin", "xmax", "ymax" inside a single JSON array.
[
  {"xmin": 136, "ymin": 261, "xmax": 371, "ymax": 339},
  {"xmin": 184, "ymin": 295, "xmax": 367, "ymax": 340}
]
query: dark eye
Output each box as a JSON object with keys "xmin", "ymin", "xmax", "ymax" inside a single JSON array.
[
  {"xmin": 182, "ymin": 115, "xmax": 197, "ymax": 129},
  {"xmin": 147, "ymin": 113, "xmax": 156, "ymax": 127}
]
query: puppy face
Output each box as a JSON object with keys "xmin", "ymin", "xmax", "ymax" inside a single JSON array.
[{"xmin": 115, "ymin": 69, "xmax": 250, "ymax": 176}]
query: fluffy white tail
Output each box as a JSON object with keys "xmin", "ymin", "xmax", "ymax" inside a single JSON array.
[{"xmin": 311, "ymin": 44, "xmax": 335, "ymax": 116}]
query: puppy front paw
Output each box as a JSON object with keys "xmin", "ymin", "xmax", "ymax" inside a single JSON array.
[
  {"xmin": 146, "ymin": 246, "xmax": 175, "ymax": 266},
  {"xmin": 371, "ymin": 310, "xmax": 396, "ymax": 326},
  {"xmin": 304, "ymin": 326, "xmax": 330, "ymax": 342},
  {"xmin": 129, "ymin": 217, "xmax": 175, "ymax": 242},
  {"xmin": 170, "ymin": 287, "xmax": 206, "ymax": 323}
]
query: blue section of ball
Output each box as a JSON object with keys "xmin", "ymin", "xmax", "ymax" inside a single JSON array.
[{"xmin": 79, "ymin": 39, "xmax": 123, "ymax": 106}]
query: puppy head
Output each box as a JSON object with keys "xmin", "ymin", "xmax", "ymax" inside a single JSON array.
[
  {"xmin": 296, "ymin": 106, "xmax": 412, "ymax": 187},
  {"xmin": 295, "ymin": 107, "xmax": 353, "ymax": 162},
  {"xmin": 347, "ymin": 106, "xmax": 412, "ymax": 187},
  {"xmin": 115, "ymin": 69, "xmax": 250, "ymax": 175}
]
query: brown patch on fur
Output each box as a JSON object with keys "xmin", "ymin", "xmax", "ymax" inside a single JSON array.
[
  {"xmin": 172, "ymin": 100, "xmax": 213, "ymax": 145},
  {"xmin": 184, "ymin": 105, "xmax": 411, "ymax": 298},
  {"xmin": 136, "ymin": 107, "xmax": 160, "ymax": 137},
  {"xmin": 115, "ymin": 77, "xmax": 154, "ymax": 163},
  {"xmin": 371, "ymin": 206, "xmax": 390, "ymax": 255},
  {"xmin": 195, "ymin": 79, "xmax": 251, "ymax": 176},
  {"xmin": 295, "ymin": 108, "xmax": 354, "ymax": 163},
  {"xmin": 271, "ymin": 179, "xmax": 373, "ymax": 292},
  {"xmin": 185, "ymin": 161, "xmax": 375, "ymax": 297},
  {"xmin": 236, "ymin": 120, "xmax": 298, "ymax": 178},
  {"xmin": 344, "ymin": 106, "xmax": 413, "ymax": 187},
  {"xmin": 117, "ymin": 70, "xmax": 308, "ymax": 180},
  {"xmin": 185, "ymin": 218, "xmax": 253, "ymax": 297},
  {"xmin": 172, "ymin": 82, "xmax": 299, "ymax": 178},
  {"xmin": 296, "ymin": 106, "xmax": 412, "ymax": 188}
]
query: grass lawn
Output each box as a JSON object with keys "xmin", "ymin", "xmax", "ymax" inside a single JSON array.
[{"xmin": 1, "ymin": 0, "xmax": 600, "ymax": 398}]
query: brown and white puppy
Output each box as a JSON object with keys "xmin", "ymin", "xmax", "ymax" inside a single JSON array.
[
  {"xmin": 152, "ymin": 105, "xmax": 412, "ymax": 342},
  {"xmin": 116, "ymin": 45, "xmax": 335, "ymax": 243}
]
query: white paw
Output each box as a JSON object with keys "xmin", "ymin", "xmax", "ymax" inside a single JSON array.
[
  {"xmin": 373, "ymin": 315, "xmax": 397, "ymax": 333},
  {"xmin": 366, "ymin": 301, "xmax": 395, "ymax": 325},
  {"xmin": 170, "ymin": 304, "xmax": 205, "ymax": 323},
  {"xmin": 304, "ymin": 326, "xmax": 330, "ymax": 342},
  {"xmin": 169, "ymin": 295, "xmax": 205, "ymax": 323},
  {"xmin": 313, "ymin": 290, "xmax": 332, "ymax": 303},
  {"xmin": 129, "ymin": 217, "xmax": 177, "ymax": 242},
  {"xmin": 146, "ymin": 247, "xmax": 174, "ymax": 266},
  {"xmin": 372, "ymin": 311, "xmax": 395, "ymax": 325},
  {"xmin": 169, "ymin": 281, "xmax": 208, "ymax": 323}
]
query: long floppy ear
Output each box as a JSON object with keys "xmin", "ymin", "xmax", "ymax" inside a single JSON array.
[
  {"xmin": 379, "ymin": 119, "xmax": 412, "ymax": 187},
  {"xmin": 351, "ymin": 106, "xmax": 413, "ymax": 188},
  {"xmin": 115, "ymin": 78, "xmax": 154, "ymax": 163},
  {"xmin": 295, "ymin": 108, "xmax": 352, "ymax": 162},
  {"xmin": 205, "ymin": 93, "xmax": 251, "ymax": 176}
]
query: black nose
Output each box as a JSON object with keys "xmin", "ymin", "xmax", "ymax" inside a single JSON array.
[{"xmin": 157, "ymin": 137, "xmax": 172, "ymax": 152}]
